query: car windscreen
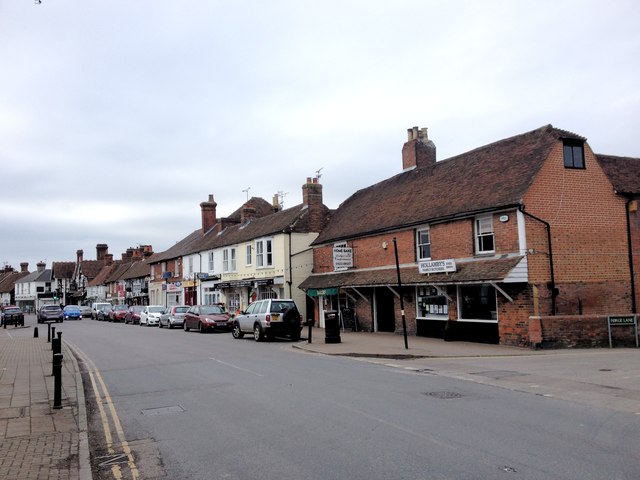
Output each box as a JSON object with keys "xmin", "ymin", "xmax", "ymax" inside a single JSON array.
[
  {"xmin": 44, "ymin": 306, "xmax": 61, "ymax": 311},
  {"xmin": 148, "ymin": 306, "xmax": 164, "ymax": 313},
  {"xmin": 174, "ymin": 307, "xmax": 189, "ymax": 313},
  {"xmin": 4, "ymin": 308, "xmax": 20, "ymax": 314}
]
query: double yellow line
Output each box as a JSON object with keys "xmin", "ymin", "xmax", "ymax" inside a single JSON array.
[{"xmin": 68, "ymin": 343, "xmax": 140, "ymax": 479}]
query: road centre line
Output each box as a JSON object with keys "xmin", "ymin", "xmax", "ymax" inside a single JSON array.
[
  {"xmin": 67, "ymin": 342, "xmax": 140, "ymax": 479},
  {"xmin": 209, "ymin": 357, "xmax": 264, "ymax": 376}
]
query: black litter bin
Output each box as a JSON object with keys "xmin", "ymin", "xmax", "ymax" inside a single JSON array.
[{"xmin": 324, "ymin": 310, "xmax": 341, "ymax": 344}]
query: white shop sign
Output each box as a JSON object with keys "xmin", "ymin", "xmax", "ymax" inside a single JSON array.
[
  {"xmin": 419, "ymin": 259, "xmax": 456, "ymax": 274},
  {"xmin": 333, "ymin": 247, "xmax": 353, "ymax": 271}
]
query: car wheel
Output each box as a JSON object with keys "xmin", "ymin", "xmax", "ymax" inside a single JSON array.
[
  {"xmin": 290, "ymin": 330, "xmax": 301, "ymax": 342},
  {"xmin": 159, "ymin": 321, "xmax": 163, "ymax": 328},
  {"xmin": 199, "ymin": 322, "xmax": 205, "ymax": 333},
  {"xmin": 168, "ymin": 322, "xmax": 172, "ymax": 329},
  {"xmin": 253, "ymin": 323, "xmax": 265, "ymax": 342},
  {"xmin": 184, "ymin": 322, "xmax": 190, "ymax": 332},
  {"xmin": 232, "ymin": 323, "xmax": 244, "ymax": 339}
]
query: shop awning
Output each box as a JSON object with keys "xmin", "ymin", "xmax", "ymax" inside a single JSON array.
[{"xmin": 299, "ymin": 256, "xmax": 525, "ymax": 290}]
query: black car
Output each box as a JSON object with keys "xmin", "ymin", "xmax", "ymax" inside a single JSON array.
[
  {"xmin": 37, "ymin": 305, "xmax": 64, "ymax": 323},
  {"xmin": 1, "ymin": 306, "xmax": 24, "ymax": 327}
]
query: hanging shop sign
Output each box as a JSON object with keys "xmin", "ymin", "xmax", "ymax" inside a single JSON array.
[
  {"xmin": 419, "ymin": 259, "xmax": 457, "ymax": 275},
  {"xmin": 333, "ymin": 247, "xmax": 353, "ymax": 271}
]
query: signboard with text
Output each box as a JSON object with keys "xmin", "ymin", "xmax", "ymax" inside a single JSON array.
[
  {"xmin": 419, "ymin": 259, "xmax": 457, "ymax": 275},
  {"xmin": 607, "ymin": 315, "xmax": 638, "ymax": 348},
  {"xmin": 333, "ymin": 247, "xmax": 353, "ymax": 271}
]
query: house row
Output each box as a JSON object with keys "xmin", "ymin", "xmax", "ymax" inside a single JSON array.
[{"xmin": 4, "ymin": 124, "xmax": 639, "ymax": 348}]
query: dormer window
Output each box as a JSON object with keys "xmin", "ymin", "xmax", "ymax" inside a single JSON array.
[{"xmin": 563, "ymin": 139, "xmax": 585, "ymax": 169}]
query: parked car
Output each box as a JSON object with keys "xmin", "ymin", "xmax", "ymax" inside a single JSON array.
[
  {"xmin": 79, "ymin": 305, "xmax": 92, "ymax": 318},
  {"xmin": 183, "ymin": 304, "xmax": 231, "ymax": 333},
  {"xmin": 232, "ymin": 299, "xmax": 302, "ymax": 342},
  {"xmin": 1, "ymin": 305, "xmax": 24, "ymax": 327},
  {"xmin": 124, "ymin": 305, "xmax": 144, "ymax": 325},
  {"xmin": 108, "ymin": 304, "xmax": 128, "ymax": 322},
  {"xmin": 140, "ymin": 305, "xmax": 164, "ymax": 326},
  {"xmin": 159, "ymin": 305, "xmax": 189, "ymax": 329},
  {"xmin": 97, "ymin": 304, "xmax": 113, "ymax": 321},
  {"xmin": 38, "ymin": 304, "xmax": 64, "ymax": 323},
  {"xmin": 63, "ymin": 305, "xmax": 82, "ymax": 320},
  {"xmin": 91, "ymin": 302, "xmax": 112, "ymax": 320}
]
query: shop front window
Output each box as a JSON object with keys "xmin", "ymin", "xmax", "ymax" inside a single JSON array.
[
  {"xmin": 459, "ymin": 284, "xmax": 497, "ymax": 321},
  {"xmin": 416, "ymin": 286, "xmax": 448, "ymax": 319}
]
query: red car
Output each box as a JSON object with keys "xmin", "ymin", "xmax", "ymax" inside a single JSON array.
[
  {"xmin": 183, "ymin": 304, "xmax": 231, "ymax": 333},
  {"xmin": 124, "ymin": 305, "xmax": 144, "ymax": 325},
  {"xmin": 109, "ymin": 304, "xmax": 129, "ymax": 322}
]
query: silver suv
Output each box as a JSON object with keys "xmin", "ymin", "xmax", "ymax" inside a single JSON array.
[{"xmin": 232, "ymin": 299, "xmax": 302, "ymax": 342}]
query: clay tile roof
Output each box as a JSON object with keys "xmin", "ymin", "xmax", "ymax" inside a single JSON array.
[
  {"xmin": 0, "ymin": 271, "xmax": 30, "ymax": 294},
  {"xmin": 88, "ymin": 262, "xmax": 120, "ymax": 287},
  {"xmin": 597, "ymin": 154, "xmax": 640, "ymax": 194},
  {"xmin": 299, "ymin": 256, "xmax": 523, "ymax": 289},
  {"xmin": 121, "ymin": 259, "xmax": 151, "ymax": 280},
  {"xmin": 314, "ymin": 125, "xmax": 568, "ymax": 245},
  {"xmin": 81, "ymin": 260, "xmax": 107, "ymax": 280},
  {"xmin": 52, "ymin": 262, "xmax": 75, "ymax": 279}
]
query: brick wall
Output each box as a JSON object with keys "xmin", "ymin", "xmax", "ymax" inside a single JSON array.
[
  {"xmin": 524, "ymin": 143, "xmax": 632, "ymax": 315},
  {"xmin": 535, "ymin": 314, "xmax": 638, "ymax": 348}
]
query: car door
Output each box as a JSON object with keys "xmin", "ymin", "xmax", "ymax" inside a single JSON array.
[{"xmin": 239, "ymin": 301, "xmax": 259, "ymax": 332}]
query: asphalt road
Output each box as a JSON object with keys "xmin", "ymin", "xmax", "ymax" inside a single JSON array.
[{"xmin": 55, "ymin": 317, "xmax": 640, "ymax": 480}]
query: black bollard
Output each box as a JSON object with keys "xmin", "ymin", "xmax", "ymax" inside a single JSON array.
[
  {"xmin": 53, "ymin": 352, "xmax": 63, "ymax": 409},
  {"xmin": 57, "ymin": 331, "xmax": 62, "ymax": 342},
  {"xmin": 47, "ymin": 323, "xmax": 51, "ymax": 343},
  {"xmin": 51, "ymin": 326, "xmax": 56, "ymax": 346},
  {"xmin": 34, "ymin": 326, "xmax": 39, "ymax": 338},
  {"xmin": 307, "ymin": 319, "xmax": 313, "ymax": 344},
  {"xmin": 51, "ymin": 338, "xmax": 61, "ymax": 376}
]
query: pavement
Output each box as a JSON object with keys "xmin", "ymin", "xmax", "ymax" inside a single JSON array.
[
  {"xmin": 1, "ymin": 322, "xmax": 638, "ymax": 480},
  {"xmin": 0, "ymin": 322, "xmax": 91, "ymax": 480}
]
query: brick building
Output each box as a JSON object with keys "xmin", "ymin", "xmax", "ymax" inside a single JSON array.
[{"xmin": 300, "ymin": 125, "xmax": 640, "ymax": 348}]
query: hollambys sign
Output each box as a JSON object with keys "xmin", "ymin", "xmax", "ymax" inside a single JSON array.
[{"xmin": 419, "ymin": 259, "xmax": 456, "ymax": 274}]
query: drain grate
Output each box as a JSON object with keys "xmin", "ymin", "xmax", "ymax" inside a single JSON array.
[
  {"xmin": 423, "ymin": 391, "xmax": 463, "ymax": 400},
  {"xmin": 141, "ymin": 405, "xmax": 185, "ymax": 416}
]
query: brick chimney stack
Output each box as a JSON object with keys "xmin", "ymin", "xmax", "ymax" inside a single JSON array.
[
  {"xmin": 272, "ymin": 194, "xmax": 280, "ymax": 212},
  {"xmin": 402, "ymin": 126, "xmax": 436, "ymax": 172},
  {"xmin": 96, "ymin": 244, "xmax": 109, "ymax": 261},
  {"xmin": 76, "ymin": 249, "xmax": 84, "ymax": 263},
  {"xmin": 200, "ymin": 194, "xmax": 217, "ymax": 234},
  {"xmin": 302, "ymin": 177, "xmax": 325, "ymax": 232},
  {"xmin": 241, "ymin": 206, "xmax": 257, "ymax": 223},
  {"xmin": 20, "ymin": 262, "xmax": 29, "ymax": 273}
]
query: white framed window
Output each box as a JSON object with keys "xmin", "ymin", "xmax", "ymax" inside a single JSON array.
[
  {"xmin": 188, "ymin": 257, "xmax": 193, "ymax": 277},
  {"xmin": 416, "ymin": 227, "xmax": 431, "ymax": 260},
  {"xmin": 203, "ymin": 287, "xmax": 221, "ymax": 305},
  {"xmin": 208, "ymin": 252, "xmax": 214, "ymax": 271},
  {"xmin": 223, "ymin": 248, "xmax": 236, "ymax": 272},
  {"xmin": 246, "ymin": 244, "xmax": 252, "ymax": 266},
  {"xmin": 256, "ymin": 238, "xmax": 273, "ymax": 268},
  {"xmin": 475, "ymin": 215, "xmax": 495, "ymax": 254}
]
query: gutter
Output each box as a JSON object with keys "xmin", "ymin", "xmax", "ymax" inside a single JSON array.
[{"xmin": 519, "ymin": 206, "xmax": 557, "ymax": 315}]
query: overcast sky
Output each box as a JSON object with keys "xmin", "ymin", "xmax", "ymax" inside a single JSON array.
[{"xmin": 1, "ymin": 0, "xmax": 639, "ymax": 271}]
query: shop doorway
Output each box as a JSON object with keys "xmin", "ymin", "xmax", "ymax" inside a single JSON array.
[{"xmin": 375, "ymin": 288, "xmax": 396, "ymax": 332}]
